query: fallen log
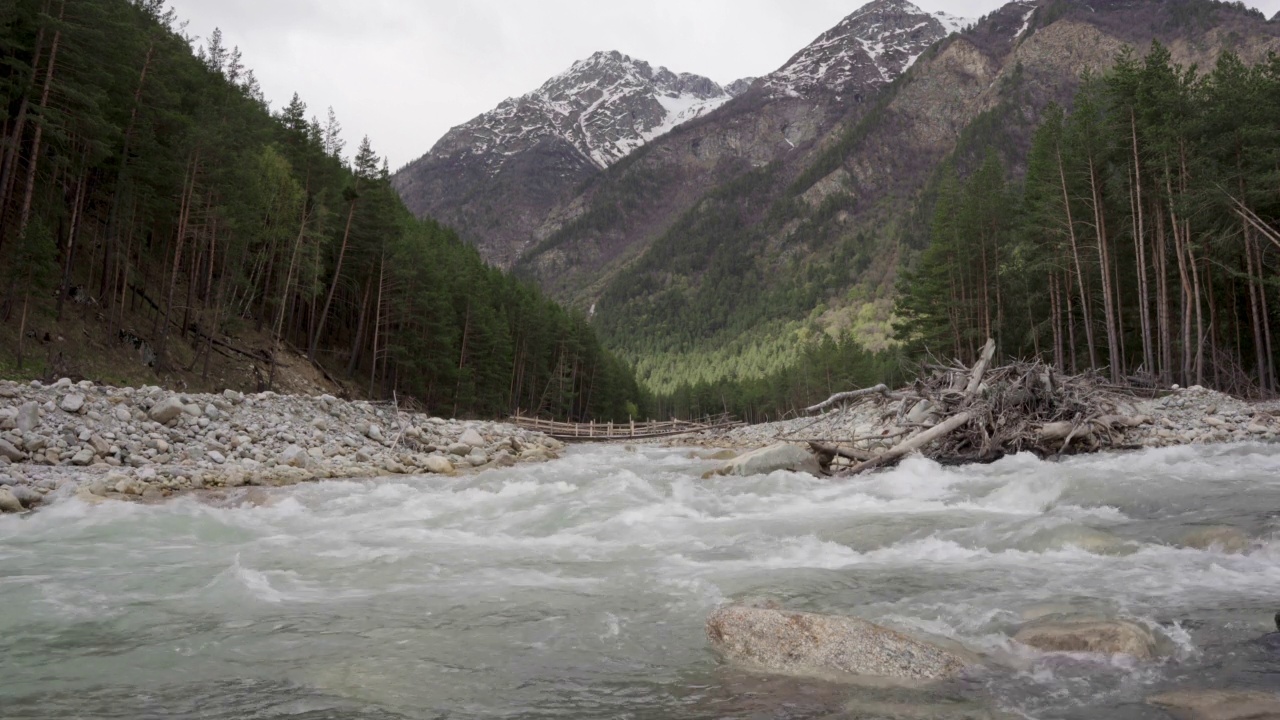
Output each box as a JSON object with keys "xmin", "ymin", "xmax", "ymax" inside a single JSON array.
[
  {"xmin": 965, "ymin": 338, "xmax": 997, "ymax": 398},
  {"xmin": 806, "ymin": 384, "xmax": 902, "ymax": 415},
  {"xmin": 807, "ymin": 441, "xmax": 876, "ymax": 473},
  {"xmin": 844, "ymin": 411, "xmax": 973, "ymax": 476}
]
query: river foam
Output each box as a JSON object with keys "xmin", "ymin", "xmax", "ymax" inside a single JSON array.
[{"xmin": 1, "ymin": 443, "xmax": 1277, "ymax": 718}]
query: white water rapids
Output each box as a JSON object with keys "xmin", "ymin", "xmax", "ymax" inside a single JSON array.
[{"xmin": 1, "ymin": 443, "xmax": 1278, "ymax": 719}]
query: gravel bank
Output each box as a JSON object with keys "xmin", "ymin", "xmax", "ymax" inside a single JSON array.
[{"xmin": 0, "ymin": 379, "xmax": 563, "ymax": 512}]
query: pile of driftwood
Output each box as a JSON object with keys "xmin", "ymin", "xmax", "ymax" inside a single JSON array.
[{"xmin": 805, "ymin": 340, "xmax": 1157, "ymax": 476}]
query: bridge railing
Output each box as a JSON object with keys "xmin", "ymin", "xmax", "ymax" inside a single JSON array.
[{"xmin": 508, "ymin": 412, "xmax": 740, "ymax": 440}]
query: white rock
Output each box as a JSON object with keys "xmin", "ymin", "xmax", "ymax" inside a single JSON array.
[
  {"xmin": 149, "ymin": 397, "xmax": 186, "ymax": 424},
  {"xmin": 16, "ymin": 402, "xmax": 39, "ymax": 432},
  {"xmin": 717, "ymin": 444, "xmax": 821, "ymax": 477},
  {"xmin": 71, "ymin": 448, "xmax": 96, "ymax": 466},
  {"xmin": 114, "ymin": 406, "xmax": 132, "ymax": 422},
  {"xmin": 59, "ymin": 393, "xmax": 85, "ymax": 414},
  {"xmin": 279, "ymin": 445, "xmax": 311, "ymax": 468},
  {"xmin": 0, "ymin": 488, "xmax": 23, "ymax": 513},
  {"xmin": 459, "ymin": 428, "xmax": 486, "ymax": 448},
  {"xmin": 208, "ymin": 450, "xmax": 226, "ymax": 465},
  {"xmin": 422, "ymin": 455, "xmax": 455, "ymax": 474}
]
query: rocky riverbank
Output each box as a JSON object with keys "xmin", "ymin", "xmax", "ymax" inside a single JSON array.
[{"xmin": 0, "ymin": 379, "xmax": 564, "ymax": 512}]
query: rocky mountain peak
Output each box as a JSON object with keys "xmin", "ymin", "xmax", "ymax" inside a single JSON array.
[
  {"xmin": 764, "ymin": 0, "xmax": 972, "ymax": 97},
  {"xmin": 423, "ymin": 50, "xmax": 734, "ymax": 174}
]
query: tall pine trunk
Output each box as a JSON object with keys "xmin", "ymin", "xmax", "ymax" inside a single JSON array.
[
  {"xmin": 1057, "ymin": 147, "xmax": 1098, "ymax": 370},
  {"xmin": 310, "ymin": 197, "xmax": 357, "ymax": 362}
]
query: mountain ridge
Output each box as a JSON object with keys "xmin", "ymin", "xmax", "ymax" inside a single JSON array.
[
  {"xmin": 393, "ymin": 0, "xmax": 971, "ymax": 269},
  {"xmin": 392, "ymin": 50, "xmax": 747, "ymax": 267}
]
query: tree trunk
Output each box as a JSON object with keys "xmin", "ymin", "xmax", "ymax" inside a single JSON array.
[
  {"xmin": 0, "ymin": 0, "xmax": 49, "ymax": 252},
  {"xmin": 1130, "ymin": 113, "xmax": 1154, "ymax": 376},
  {"xmin": 309, "ymin": 197, "xmax": 357, "ymax": 362},
  {"xmin": 346, "ymin": 273, "xmax": 372, "ymax": 377},
  {"xmin": 1057, "ymin": 146, "xmax": 1098, "ymax": 370},
  {"xmin": 1087, "ymin": 155, "xmax": 1121, "ymax": 381},
  {"xmin": 15, "ymin": 292, "xmax": 30, "ymax": 370},
  {"xmin": 55, "ymin": 170, "xmax": 86, "ymax": 322},
  {"xmin": 269, "ymin": 200, "xmax": 309, "ymax": 391},
  {"xmin": 12, "ymin": 0, "xmax": 65, "ymax": 251},
  {"xmin": 1155, "ymin": 206, "xmax": 1172, "ymax": 384},
  {"xmin": 369, "ymin": 252, "xmax": 385, "ymax": 398},
  {"xmin": 157, "ymin": 151, "xmax": 200, "ymax": 373},
  {"xmin": 1256, "ymin": 238, "xmax": 1276, "ymax": 393}
]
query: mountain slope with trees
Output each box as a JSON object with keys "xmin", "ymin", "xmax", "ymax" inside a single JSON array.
[
  {"xmin": 0, "ymin": 0, "xmax": 643, "ymax": 421},
  {"xmin": 580, "ymin": 0, "xmax": 1280, "ymax": 396},
  {"xmin": 896, "ymin": 41, "xmax": 1280, "ymax": 397}
]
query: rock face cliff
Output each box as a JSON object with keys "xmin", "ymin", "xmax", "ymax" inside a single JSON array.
[
  {"xmin": 513, "ymin": 0, "xmax": 970, "ymax": 300},
  {"xmin": 393, "ymin": 51, "xmax": 744, "ymax": 267}
]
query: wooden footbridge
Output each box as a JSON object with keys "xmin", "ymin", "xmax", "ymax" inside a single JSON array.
[{"xmin": 509, "ymin": 412, "xmax": 742, "ymax": 442}]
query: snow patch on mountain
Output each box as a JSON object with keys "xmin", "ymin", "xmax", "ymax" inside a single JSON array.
[
  {"xmin": 428, "ymin": 50, "xmax": 735, "ymax": 173},
  {"xmin": 764, "ymin": 0, "xmax": 973, "ymax": 98},
  {"xmin": 933, "ymin": 10, "xmax": 971, "ymax": 35}
]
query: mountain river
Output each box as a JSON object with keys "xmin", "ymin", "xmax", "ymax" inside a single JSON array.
[{"xmin": 1, "ymin": 443, "xmax": 1278, "ymax": 719}]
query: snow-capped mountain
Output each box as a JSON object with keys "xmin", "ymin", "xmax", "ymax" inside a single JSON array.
[
  {"xmin": 393, "ymin": 1, "xmax": 972, "ymax": 270},
  {"xmin": 432, "ymin": 51, "xmax": 741, "ymax": 173},
  {"xmin": 765, "ymin": 0, "xmax": 971, "ymax": 97}
]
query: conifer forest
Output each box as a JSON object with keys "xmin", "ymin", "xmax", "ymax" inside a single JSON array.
[
  {"xmin": 0, "ymin": 0, "xmax": 643, "ymax": 421},
  {"xmin": 896, "ymin": 44, "xmax": 1280, "ymax": 398}
]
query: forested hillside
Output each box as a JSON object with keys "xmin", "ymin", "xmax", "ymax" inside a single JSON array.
[
  {"xmin": 897, "ymin": 43, "xmax": 1280, "ymax": 397},
  {"xmin": 585, "ymin": 0, "xmax": 1278, "ymax": 403},
  {"xmin": 0, "ymin": 0, "xmax": 642, "ymax": 421}
]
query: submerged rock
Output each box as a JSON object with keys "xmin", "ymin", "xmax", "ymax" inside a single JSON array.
[
  {"xmin": 715, "ymin": 444, "xmax": 821, "ymax": 478},
  {"xmin": 1020, "ymin": 525, "xmax": 1138, "ymax": 555},
  {"xmin": 1147, "ymin": 689, "xmax": 1280, "ymax": 720},
  {"xmin": 1013, "ymin": 618, "xmax": 1165, "ymax": 660},
  {"xmin": 1180, "ymin": 526, "xmax": 1252, "ymax": 554},
  {"xmin": 706, "ymin": 604, "xmax": 975, "ymax": 682}
]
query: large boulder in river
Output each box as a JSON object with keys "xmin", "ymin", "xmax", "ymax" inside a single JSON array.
[
  {"xmin": 706, "ymin": 604, "xmax": 975, "ymax": 682},
  {"xmin": 1147, "ymin": 689, "xmax": 1280, "ymax": 720},
  {"xmin": 716, "ymin": 444, "xmax": 821, "ymax": 478},
  {"xmin": 1014, "ymin": 618, "xmax": 1165, "ymax": 660}
]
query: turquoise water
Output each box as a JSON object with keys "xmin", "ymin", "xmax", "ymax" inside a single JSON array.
[{"xmin": 1, "ymin": 443, "xmax": 1278, "ymax": 719}]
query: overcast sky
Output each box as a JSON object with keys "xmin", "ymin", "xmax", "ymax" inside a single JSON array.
[{"xmin": 164, "ymin": 0, "xmax": 1280, "ymax": 170}]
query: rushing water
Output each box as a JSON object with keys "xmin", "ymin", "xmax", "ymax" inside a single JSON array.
[{"xmin": 1, "ymin": 443, "xmax": 1278, "ymax": 719}]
